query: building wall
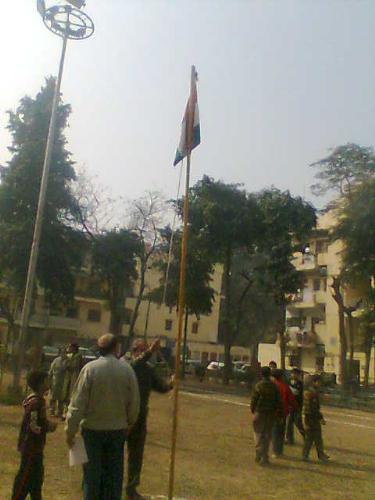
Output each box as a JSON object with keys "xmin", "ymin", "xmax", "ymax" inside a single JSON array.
[{"xmin": 283, "ymin": 211, "xmax": 375, "ymax": 382}]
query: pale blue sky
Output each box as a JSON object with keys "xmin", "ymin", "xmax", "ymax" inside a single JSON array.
[{"xmin": 1, "ymin": 0, "xmax": 374, "ymax": 207}]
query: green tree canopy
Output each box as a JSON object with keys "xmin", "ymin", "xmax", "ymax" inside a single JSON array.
[
  {"xmin": 334, "ymin": 179, "xmax": 375, "ymax": 284},
  {"xmin": 91, "ymin": 228, "xmax": 139, "ymax": 336},
  {"xmin": 150, "ymin": 226, "xmax": 216, "ymax": 318},
  {"xmin": 310, "ymin": 143, "xmax": 375, "ymax": 199},
  {"xmin": 0, "ymin": 78, "xmax": 85, "ymax": 305}
]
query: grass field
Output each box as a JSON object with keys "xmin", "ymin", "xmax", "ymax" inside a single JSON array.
[{"xmin": 1, "ymin": 385, "xmax": 375, "ymax": 499}]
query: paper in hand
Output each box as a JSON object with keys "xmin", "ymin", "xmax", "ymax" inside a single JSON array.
[{"xmin": 69, "ymin": 436, "xmax": 88, "ymax": 467}]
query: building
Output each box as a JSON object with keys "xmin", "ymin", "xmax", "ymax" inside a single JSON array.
[
  {"xmin": 0, "ymin": 258, "xmax": 250, "ymax": 364},
  {"xmin": 259, "ymin": 211, "xmax": 375, "ymax": 383}
]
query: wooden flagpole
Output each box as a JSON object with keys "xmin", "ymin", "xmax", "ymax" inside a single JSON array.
[{"xmin": 168, "ymin": 65, "xmax": 196, "ymax": 500}]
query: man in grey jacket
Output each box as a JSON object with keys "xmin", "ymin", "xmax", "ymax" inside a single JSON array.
[{"xmin": 65, "ymin": 334, "xmax": 140, "ymax": 500}]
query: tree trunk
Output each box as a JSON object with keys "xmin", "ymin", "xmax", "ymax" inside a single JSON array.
[
  {"xmin": 363, "ymin": 344, "xmax": 371, "ymax": 389},
  {"xmin": 222, "ymin": 246, "xmax": 233, "ymax": 384},
  {"xmin": 250, "ymin": 343, "xmax": 259, "ymax": 367},
  {"xmin": 347, "ymin": 313, "xmax": 354, "ymax": 382},
  {"xmin": 277, "ymin": 304, "xmax": 287, "ymax": 370},
  {"xmin": 181, "ymin": 308, "xmax": 189, "ymax": 380},
  {"xmin": 128, "ymin": 259, "xmax": 146, "ymax": 339},
  {"xmin": 109, "ymin": 286, "xmax": 124, "ymax": 336},
  {"xmin": 224, "ymin": 341, "xmax": 232, "ymax": 384},
  {"xmin": 331, "ymin": 277, "xmax": 348, "ymax": 390},
  {"xmin": 338, "ymin": 304, "xmax": 348, "ymax": 389}
]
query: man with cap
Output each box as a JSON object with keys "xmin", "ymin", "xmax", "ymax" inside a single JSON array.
[
  {"xmin": 65, "ymin": 334, "xmax": 140, "ymax": 500},
  {"xmin": 250, "ymin": 366, "xmax": 283, "ymax": 465},
  {"xmin": 302, "ymin": 374, "xmax": 330, "ymax": 462},
  {"xmin": 125, "ymin": 338, "xmax": 173, "ymax": 500}
]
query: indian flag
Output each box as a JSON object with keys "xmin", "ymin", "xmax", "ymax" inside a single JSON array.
[{"xmin": 173, "ymin": 67, "xmax": 201, "ymax": 166}]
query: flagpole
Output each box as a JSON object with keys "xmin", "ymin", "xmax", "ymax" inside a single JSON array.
[{"xmin": 168, "ymin": 65, "xmax": 196, "ymax": 500}]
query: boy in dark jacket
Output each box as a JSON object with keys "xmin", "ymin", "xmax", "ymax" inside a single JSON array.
[
  {"xmin": 251, "ymin": 366, "xmax": 283, "ymax": 465},
  {"xmin": 12, "ymin": 370, "xmax": 57, "ymax": 500},
  {"xmin": 286, "ymin": 368, "xmax": 305, "ymax": 444},
  {"xmin": 302, "ymin": 374, "xmax": 330, "ymax": 462}
]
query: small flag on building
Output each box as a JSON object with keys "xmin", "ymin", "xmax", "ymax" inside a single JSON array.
[{"xmin": 173, "ymin": 67, "xmax": 200, "ymax": 166}]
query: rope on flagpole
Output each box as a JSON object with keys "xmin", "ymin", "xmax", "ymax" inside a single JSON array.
[{"xmin": 162, "ymin": 160, "xmax": 184, "ymax": 305}]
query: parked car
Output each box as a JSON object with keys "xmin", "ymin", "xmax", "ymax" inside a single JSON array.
[
  {"xmin": 234, "ymin": 363, "xmax": 257, "ymax": 386},
  {"xmin": 207, "ymin": 361, "xmax": 225, "ymax": 373},
  {"xmin": 41, "ymin": 345, "xmax": 60, "ymax": 366},
  {"xmin": 184, "ymin": 359, "xmax": 202, "ymax": 375},
  {"xmin": 79, "ymin": 347, "xmax": 98, "ymax": 365}
]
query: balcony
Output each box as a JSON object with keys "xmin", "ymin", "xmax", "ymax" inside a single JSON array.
[
  {"xmin": 16, "ymin": 312, "xmax": 80, "ymax": 331},
  {"xmin": 293, "ymin": 253, "xmax": 317, "ymax": 272},
  {"xmin": 288, "ymin": 288, "xmax": 328, "ymax": 311},
  {"xmin": 286, "ymin": 328, "xmax": 318, "ymax": 350}
]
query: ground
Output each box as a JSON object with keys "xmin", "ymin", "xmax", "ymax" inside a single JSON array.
[{"xmin": 1, "ymin": 384, "xmax": 375, "ymax": 499}]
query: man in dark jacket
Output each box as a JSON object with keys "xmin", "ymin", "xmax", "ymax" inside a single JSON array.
[
  {"xmin": 302, "ymin": 374, "xmax": 330, "ymax": 462},
  {"xmin": 250, "ymin": 366, "xmax": 283, "ymax": 465},
  {"xmin": 286, "ymin": 368, "xmax": 305, "ymax": 445},
  {"xmin": 126, "ymin": 339, "xmax": 173, "ymax": 500}
]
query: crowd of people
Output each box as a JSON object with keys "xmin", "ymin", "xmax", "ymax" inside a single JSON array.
[
  {"xmin": 251, "ymin": 362, "xmax": 329, "ymax": 465},
  {"xmin": 11, "ymin": 336, "xmax": 329, "ymax": 500},
  {"xmin": 11, "ymin": 334, "xmax": 172, "ymax": 500}
]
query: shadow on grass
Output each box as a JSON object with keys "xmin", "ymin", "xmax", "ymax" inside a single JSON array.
[
  {"xmin": 327, "ymin": 446, "xmax": 375, "ymax": 459},
  {"xmin": 266, "ymin": 461, "xmax": 368, "ymax": 481}
]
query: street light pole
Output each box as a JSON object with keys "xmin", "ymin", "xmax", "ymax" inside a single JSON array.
[
  {"xmin": 13, "ymin": 3, "xmax": 94, "ymax": 389},
  {"xmin": 13, "ymin": 32, "xmax": 69, "ymax": 389}
]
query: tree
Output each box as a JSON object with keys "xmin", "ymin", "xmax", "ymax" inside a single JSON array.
[
  {"xmin": 223, "ymin": 251, "xmax": 280, "ymax": 365},
  {"xmin": 255, "ymin": 188, "xmax": 317, "ymax": 369},
  {"xmin": 359, "ymin": 303, "xmax": 375, "ymax": 389},
  {"xmin": 91, "ymin": 229, "xmax": 139, "ymax": 337},
  {"xmin": 310, "ymin": 143, "xmax": 375, "ymax": 199},
  {"xmin": 184, "ymin": 176, "xmax": 262, "ymax": 383},
  {"xmin": 150, "ymin": 226, "xmax": 216, "ymax": 376},
  {"xmin": 0, "ymin": 79, "xmax": 86, "ymax": 373},
  {"xmin": 126, "ymin": 191, "xmax": 166, "ymax": 341},
  {"xmin": 334, "ymin": 179, "xmax": 375, "ymax": 283},
  {"xmin": 312, "ymin": 144, "xmax": 375, "ymax": 387}
]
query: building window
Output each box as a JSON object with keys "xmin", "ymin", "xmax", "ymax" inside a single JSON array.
[
  {"xmin": 202, "ymin": 352, "xmax": 209, "ymax": 363},
  {"xmin": 322, "ymin": 278, "xmax": 327, "ymax": 291},
  {"xmin": 313, "ymin": 279, "xmax": 321, "ymax": 291},
  {"xmin": 165, "ymin": 319, "xmax": 173, "ymax": 331},
  {"xmin": 209, "ymin": 352, "xmax": 217, "ymax": 361},
  {"xmin": 66, "ymin": 306, "xmax": 78, "ymax": 318},
  {"xmin": 319, "ymin": 265, "xmax": 328, "ymax": 276},
  {"xmin": 316, "ymin": 240, "xmax": 328, "ymax": 254},
  {"xmin": 87, "ymin": 309, "xmax": 101, "ymax": 322},
  {"xmin": 191, "ymin": 322, "xmax": 199, "ymax": 334}
]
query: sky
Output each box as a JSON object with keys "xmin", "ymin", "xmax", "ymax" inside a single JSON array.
[{"xmin": 1, "ymin": 0, "xmax": 374, "ymax": 209}]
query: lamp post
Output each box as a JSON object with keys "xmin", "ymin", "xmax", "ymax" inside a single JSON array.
[{"xmin": 13, "ymin": 2, "xmax": 94, "ymax": 389}]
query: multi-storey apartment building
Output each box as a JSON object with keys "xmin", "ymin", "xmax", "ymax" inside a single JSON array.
[
  {"xmin": 0, "ymin": 260, "xmax": 250, "ymax": 363},
  {"xmin": 260, "ymin": 211, "xmax": 374, "ymax": 383}
]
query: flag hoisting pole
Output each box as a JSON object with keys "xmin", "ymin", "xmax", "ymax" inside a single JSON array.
[{"xmin": 168, "ymin": 65, "xmax": 196, "ymax": 500}]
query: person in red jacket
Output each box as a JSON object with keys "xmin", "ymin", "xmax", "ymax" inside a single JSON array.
[{"xmin": 271, "ymin": 369, "xmax": 296, "ymax": 457}]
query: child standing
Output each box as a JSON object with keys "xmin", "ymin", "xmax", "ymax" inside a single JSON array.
[
  {"xmin": 12, "ymin": 370, "xmax": 57, "ymax": 500},
  {"xmin": 302, "ymin": 374, "xmax": 330, "ymax": 462}
]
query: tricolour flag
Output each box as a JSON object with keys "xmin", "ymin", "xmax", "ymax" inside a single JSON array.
[{"xmin": 173, "ymin": 67, "xmax": 200, "ymax": 166}]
